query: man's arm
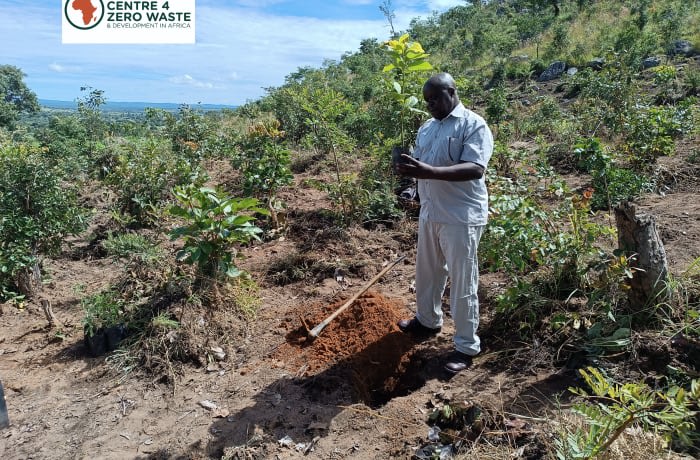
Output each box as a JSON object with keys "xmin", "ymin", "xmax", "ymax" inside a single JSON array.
[{"xmin": 396, "ymin": 155, "xmax": 484, "ymax": 181}]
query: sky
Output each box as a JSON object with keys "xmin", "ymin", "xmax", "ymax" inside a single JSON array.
[{"xmin": 0, "ymin": 0, "xmax": 466, "ymax": 105}]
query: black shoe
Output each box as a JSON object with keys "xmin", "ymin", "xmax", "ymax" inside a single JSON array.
[
  {"xmin": 397, "ymin": 317, "xmax": 441, "ymax": 339},
  {"xmin": 444, "ymin": 351, "xmax": 474, "ymax": 374}
]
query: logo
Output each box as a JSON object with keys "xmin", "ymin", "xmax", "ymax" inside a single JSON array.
[
  {"xmin": 62, "ymin": 0, "xmax": 195, "ymax": 44},
  {"xmin": 64, "ymin": 0, "xmax": 105, "ymax": 30}
]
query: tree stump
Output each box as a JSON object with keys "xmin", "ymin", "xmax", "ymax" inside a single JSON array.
[
  {"xmin": 15, "ymin": 262, "xmax": 42, "ymax": 298},
  {"xmin": 614, "ymin": 201, "xmax": 669, "ymax": 309}
]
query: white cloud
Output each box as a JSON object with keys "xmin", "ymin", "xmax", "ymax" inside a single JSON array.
[
  {"xmin": 48, "ymin": 63, "xmax": 82, "ymax": 73},
  {"xmin": 168, "ymin": 74, "xmax": 217, "ymax": 89}
]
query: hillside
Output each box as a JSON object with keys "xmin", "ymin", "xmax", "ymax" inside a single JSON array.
[{"xmin": 1, "ymin": 1, "xmax": 700, "ymax": 459}]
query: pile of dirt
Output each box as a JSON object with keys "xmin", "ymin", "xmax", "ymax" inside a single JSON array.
[{"xmin": 274, "ymin": 291, "xmax": 425, "ymax": 406}]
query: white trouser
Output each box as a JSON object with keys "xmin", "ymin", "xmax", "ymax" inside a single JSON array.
[{"xmin": 415, "ymin": 219, "xmax": 484, "ymax": 356}]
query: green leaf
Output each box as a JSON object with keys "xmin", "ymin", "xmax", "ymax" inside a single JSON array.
[
  {"xmin": 404, "ymin": 96, "xmax": 418, "ymax": 108},
  {"xmin": 382, "ymin": 63, "xmax": 395, "ymax": 73},
  {"xmin": 407, "ymin": 42, "xmax": 425, "ymax": 53},
  {"xmin": 407, "ymin": 61, "xmax": 434, "ymax": 72},
  {"xmin": 168, "ymin": 205, "xmax": 191, "ymax": 218}
]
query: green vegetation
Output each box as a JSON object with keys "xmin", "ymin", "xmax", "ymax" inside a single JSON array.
[
  {"xmin": 0, "ymin": 142, "xmax": 86, "ymax": 298},
  {"xmin": 556, "ymin": 367, "xmax": 700, "ymax": 458},
  {"xmin": 0, "ymin": 65, "xmax": 39, "ymax": 130},
  {"xmin": 168, "ymin": 185, "xmax": 267, "ymax": 285}
]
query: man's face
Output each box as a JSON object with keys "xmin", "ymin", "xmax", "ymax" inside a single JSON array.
[{"xmin": 423, "ymin": 83, "xmax": 455, "ymax": 121}]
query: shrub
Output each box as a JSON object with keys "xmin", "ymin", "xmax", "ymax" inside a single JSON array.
[
  {"xmin": 0, "ymin": 143, "xmax": 86, "ymax": 299},
  {"xmin": 622, "ymin": 101, "xmax": 695, "ymax": 167},
  {"xmin": 168, "ymin": 185, "xmax": 267, "ymax": 286},
  {"xmin": 104, "ymin": 136, "xmax": 203, "ymax": 226},
  {"xmin": 82, "ymin": 288, "xmax": 125, "ymax": 337},
  {"xmin": 232, "ymin": 119, "xmax": 293, "ymax": 227}
]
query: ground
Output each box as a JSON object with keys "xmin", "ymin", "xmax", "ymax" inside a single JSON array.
[{"xmin": 1, "ymin": 142, "xmax": 699, "ymax": 460}]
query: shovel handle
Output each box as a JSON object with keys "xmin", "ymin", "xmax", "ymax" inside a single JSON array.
[{"xmin": 308, "ymin": 255, "xmax": 406, "ymax": 338}]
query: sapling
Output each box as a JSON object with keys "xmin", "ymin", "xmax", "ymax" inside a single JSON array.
[{"xmin": 382, "ymin": 34, "xmax": 433, "ymax": 166}]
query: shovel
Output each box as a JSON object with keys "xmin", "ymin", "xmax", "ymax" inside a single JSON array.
[{"xmin": 307, "ymin": 255, "xmax": 405, "ymax": 339}]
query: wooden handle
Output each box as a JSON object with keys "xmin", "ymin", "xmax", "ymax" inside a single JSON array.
[{"xmin": 308, "ymin": 255, "xmax": 406, "ymax": 338}]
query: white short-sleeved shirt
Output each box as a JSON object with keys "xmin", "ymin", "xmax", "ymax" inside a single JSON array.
[{"xmin": 412, "ymin": 103, "xmax": 493, "ymax": 226}]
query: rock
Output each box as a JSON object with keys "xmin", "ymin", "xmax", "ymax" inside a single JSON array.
[
  {"xmin": 566, "ymin": 67, "xmax": 578, "ymax": 76},
  {"xmin": 199, "ymin": 400, "xmax": 218, "ymax": 411},
  {"xmin": 537, "ymin": 61, "xmax": 566, "ymax": 82},
  {"xmin": 587, "ymin": 57, "xmax": 605, "ymax": 70},
  {"xmin": 642, "ymin": 56, "xmax": 661, "ymax": 69},
  {"xmin": 209, "ymin": 346, "xmax": 226, "ymax": 361},
  {"xmin": 509, "ymin": 54, "xmax": 529, "ymax": 63},
  {"xmin": 669, "ymin": 39, "xmax": 694, "ymax": 57}
]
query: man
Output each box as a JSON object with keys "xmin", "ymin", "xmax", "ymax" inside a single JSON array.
[{"xmin": 395, "ymin": 72, "xmax": 493, "ymax": 374}]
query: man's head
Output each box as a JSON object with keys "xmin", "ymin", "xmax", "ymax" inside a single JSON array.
[{"xmin": 423, "ymin": 73, "xmax": 459, "ymax": 121}]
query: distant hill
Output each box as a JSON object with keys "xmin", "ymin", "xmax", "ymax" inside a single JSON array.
[{"xmin": 39, "ymin": 99, "xmax": 237, "ymax": 113}]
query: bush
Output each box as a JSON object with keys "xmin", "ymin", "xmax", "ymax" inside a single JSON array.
[
  {"xmin": 168, "ymin": 185, "xmax": 267, "ymax": 285},
  {"xmin": 104, "ymin": 136, "xmax": 204, "ymax": 227},
  {"xmin": 232, "ymin": 119, "xmax": 293, "ymax": 227},
  {"xmin": 0, "ymin": 143, "xmax": 86, "ymax": 298},
  {"xmin": 622, "ymin": 101, "xmax": 695, "ymax": 167}
]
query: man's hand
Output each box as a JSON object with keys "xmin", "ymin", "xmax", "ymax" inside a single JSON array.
[
  {"xmin": 395, "ymin": 155, "xmax": 434, "ymax": 178},
  {"xmin": 396, "ymin": 154, "xmax": 484, "ymax": 181}
]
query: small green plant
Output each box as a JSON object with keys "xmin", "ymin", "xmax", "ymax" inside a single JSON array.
[
  {"xmin": 556, "ymin": 367, "xmax": 700, "ymax": 459},
  {"xmin": 573, "ymin": 137, "xmax": 653, "ymax": 210},
  {"xmin": 683, "ymin": 68, "xmax": 700, "ymax": 96},
  {"xmin": 229, "ymin": 277, "xmax": 262, "ymax": 319},
  {"xmin": 566, "ymin": 61, "xmax": 637, "ymax": 134},
  {"xmin": 298, "ymin": 86, "xmax": 356, "ymax": 218},
  {"xmin": 573, "ymin": 137, "xmax": 611, "ymax": 173},
  {"xmin": 232, "ymin": 119, "xmax": 293, "ymax": 228},
  {"xmin": 481, "ymin": 177, "xmax": 552, "ymax": 275},
  {"xmin": 101, "ymin": 232, "xmax": 163, "ymax": 263},
  {"xmin": 485, "ymin": 84, "xmax": 510, "ymax": 129},
  {"xmin": 653, "ymin": 65, "xmax": 677, "ymax": 85},
  {"xmin": 82, "ymin": 289, "xmax": 125, "ymax": 337},
  {"xmin": 382, "ymin": 33, "xmax": 433, "ymax": 147},
  {"xmin": 163, "ymin": 104, "xmax": 217, "ymax": 163},
  {"xmin": 168, "ymin": 185, "xmax": 267, "ymax": 285},
  {"xmin": 622, "ymin": 102, "xmax": 693, "ymax": 167}
]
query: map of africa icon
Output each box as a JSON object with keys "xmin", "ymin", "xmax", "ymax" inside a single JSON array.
[{"xmin": 71, "ymin": 0, "xmax": 97, "ymax": 25}]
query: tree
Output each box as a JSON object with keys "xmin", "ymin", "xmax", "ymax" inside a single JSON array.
[{"xmin": 0, "ymin": 65, "xmax": 39, "ymax": 130}]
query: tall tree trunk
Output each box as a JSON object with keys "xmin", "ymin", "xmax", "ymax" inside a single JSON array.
[{"xmin": 614, "ymin": 201, "xmax": 669, "ymax": 309}]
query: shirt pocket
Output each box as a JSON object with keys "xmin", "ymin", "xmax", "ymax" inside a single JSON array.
[{"xmin": 443, "ymin": 136, "xmax": 461, "ymax": 164}]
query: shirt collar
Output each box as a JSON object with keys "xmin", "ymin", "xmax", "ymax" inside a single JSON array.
[{"xmin": 447, "ymin": 103, "xmax": 468, "ymax": 119}]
